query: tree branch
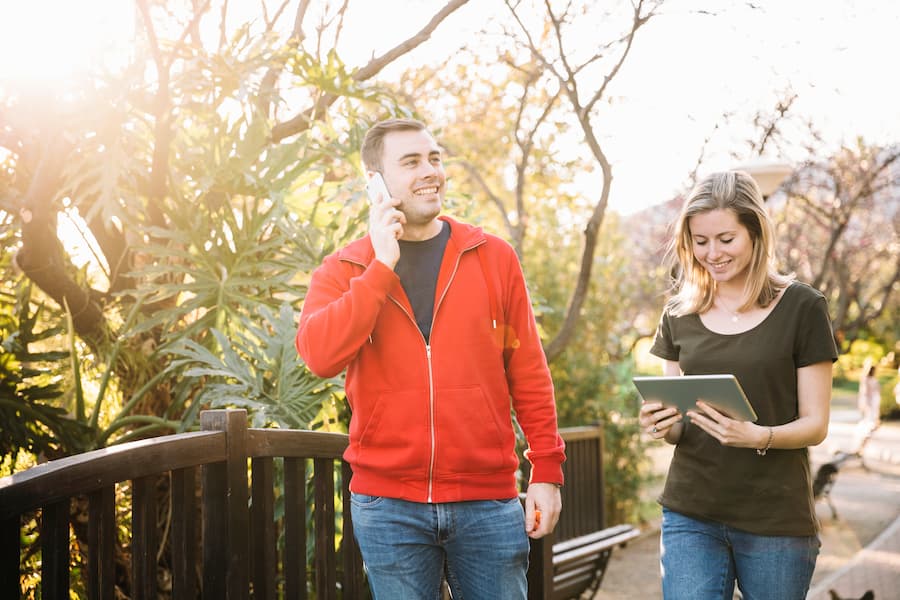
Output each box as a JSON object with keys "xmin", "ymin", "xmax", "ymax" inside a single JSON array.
[
  {"xmin": 582, "ymin": 1, "xmax": 655, "ymax": 118},
  {"xmin": 258, "ymin": 0, "xmax": 311, "ymax": 116},
  {"xmin": 271, "ymin": 0, "xmax": 471, "ymax": 142},
  {"xmin": 15, "ymin": 143, "xmax": 106, "ymax": 345}
]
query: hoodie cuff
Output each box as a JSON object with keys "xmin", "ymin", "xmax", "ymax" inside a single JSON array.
[{"xmin": 528, "ymin": 461, "xmax": 565, "ymax": 487}]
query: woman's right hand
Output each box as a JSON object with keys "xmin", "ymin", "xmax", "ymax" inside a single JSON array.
[{"xmin": 639, "ymin": 402, "xmax": 683, "ymax": 441}]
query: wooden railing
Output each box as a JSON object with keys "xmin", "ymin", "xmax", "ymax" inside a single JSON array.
[
  {"xmin": 0, "ymin": 413, "xmax": 629, "ymax": 599},
  {"xmin": 0, "ymin": 409, "xmax": 363, "ymax": 599}
]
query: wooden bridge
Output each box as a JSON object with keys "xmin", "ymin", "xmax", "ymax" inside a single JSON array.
[{"xmin": 0, "ymin": 410, "xmax": 636, "ymax": 599}]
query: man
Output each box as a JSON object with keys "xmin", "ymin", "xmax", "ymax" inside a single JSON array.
[{"xmin": 296, "ymin": 118, "xmax": 565, "ymax": 599}]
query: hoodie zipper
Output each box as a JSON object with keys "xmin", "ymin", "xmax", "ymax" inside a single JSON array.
[
  {"xmin": 344, "ymin": 238, "xmax": 486, "ymax": 503},
  {"xmin": 420, "ymin": 240, "xmax": 483, "ymax": 502}
]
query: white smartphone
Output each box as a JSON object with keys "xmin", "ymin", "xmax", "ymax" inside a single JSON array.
[{"xmin": 365, "ymin": 172, "xmax": 391, "ymax": 204}]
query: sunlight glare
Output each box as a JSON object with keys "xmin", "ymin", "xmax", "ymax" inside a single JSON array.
[{"xmin": 0, "ymin": 1, "xmax": 134, "ymax": 85}]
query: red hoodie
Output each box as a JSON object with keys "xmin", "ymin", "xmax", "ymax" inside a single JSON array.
[{"xmin": 296, "ymin": 216, "xmax": 565, "ymax": 503}]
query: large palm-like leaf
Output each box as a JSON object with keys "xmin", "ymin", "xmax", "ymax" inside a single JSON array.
[
  {"xmin": 169, "ymin": 303, "xmax": 340, "ymax": 430},
  {"xmin": 0, "ymin": 280, "xmax": 91, "ymax": 458}
]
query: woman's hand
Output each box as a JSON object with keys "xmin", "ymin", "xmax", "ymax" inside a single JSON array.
[
  {"xmin": 639, "ymin": 401, "xmax": 683, "ymax": 442},
  {"xmin": 687, "ymin": 401, "xmax": 769, "ymax": 448}
]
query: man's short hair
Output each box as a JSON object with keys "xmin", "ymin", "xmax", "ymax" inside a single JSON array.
[{"xmin": 361, "ymin": 118, "xmax": 428, "ymax": 172}]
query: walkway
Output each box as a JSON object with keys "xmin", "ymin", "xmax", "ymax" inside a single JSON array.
[
  {"xmin": 593, "ymin": 415, "xmax": 900, "ymax": 600},
  {"xmin": 805, "ymin": 415, "xmax": 900, "ymax": 600}
]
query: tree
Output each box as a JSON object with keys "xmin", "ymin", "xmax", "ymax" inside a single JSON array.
[
  {"xmin": 3, "ymin": 1, "xmax": 474, "ymax": 596},
  {"xmin": 501, "ymin": 0, "xmax": 663, "ymax": 361},
  {"xmin": 776, "ymin": 141, "xmax": 900, "ymax": 347},
  {"xmin": 1, "ymin": 0, "xmax": 472, "ymax": 458},
  {"xmin": 395, "ymin": 0, "xmax": 663, "ymax": 363}
]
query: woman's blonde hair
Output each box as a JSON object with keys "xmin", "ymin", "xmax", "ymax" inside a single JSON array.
[{"xmin": 665, "ymin": 170, "xmax": 793, "ymax": 316}]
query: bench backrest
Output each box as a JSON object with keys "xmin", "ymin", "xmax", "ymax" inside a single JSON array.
[{"xmin": 556, "ymin": 426, "xmax": 605, "ymax": 542}]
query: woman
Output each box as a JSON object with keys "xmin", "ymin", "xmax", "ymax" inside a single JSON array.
[
  {"xmin": 857, "ymin": 359, "xmax": 881, "ymax": 428},
  {"xmin": 639, "ymin": 170, "xmax": 838, "ymax": 600}
]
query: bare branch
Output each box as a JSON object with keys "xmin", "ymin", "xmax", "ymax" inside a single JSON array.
[
  {"xmin": 352, "ymin": 0, "xmax": 470, "ymax": 81},
  {"xmin": 272, "ymin": 0, "xmax": 471, "ymax": 142},
  {"xmin": 544, "ymin": 0, "xmax": 578, "ymax": 87},
  {"xmin": 504, "ymin": 0, "xmax": 563, "ymax": 83},
  {"xmin": 753, "ymin": 93, "xmax": 797, "ymax": 155},
  {"xmin": 258, "ymin": 0, "xmax": 311, "ymax": 116},
  {"xmin": 293, "ymin": 0, "xmax": 311, "ymax": 35},
  {"xmin": 582, "ymin": 1, "xmax": 656, "ymax": 118},
  {"xmin": 512, "ymin": 84, "xmax": 561, "ymax": 253},
  {"xmin": 456, "ymin": 158, "xmax": 515, "ymax": 238},
  {"xmin": 504, "ymin": 0, "xmax": 659, "ymax": 361},
  {"xmin": 135, "ymin": 0, "xmax": 171, "ymax": 230},
  {"xmin": 333, "ymin": 0, "xmax": 351, "ymax": 49}
]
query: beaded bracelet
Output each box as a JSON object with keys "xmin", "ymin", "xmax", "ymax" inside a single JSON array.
[{"xmin": 756, "ymin": 427, "xmax": 774, "ymax": 456}]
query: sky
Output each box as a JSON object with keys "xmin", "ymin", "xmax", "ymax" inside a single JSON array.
[
  {"xmin": 2, "ymin": 1, "xmax": 899, "ymax": 216},
  {"xmin": 338, "ymin": 0, "xmax": 900, "ymax": 213}
]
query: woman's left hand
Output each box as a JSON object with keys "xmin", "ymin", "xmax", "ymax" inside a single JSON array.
[{"xmin": 687, "ymin": 401, "xmax": 767, "ymax": 448}]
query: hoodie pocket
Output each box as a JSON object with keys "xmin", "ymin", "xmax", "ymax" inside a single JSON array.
[
  {"xmin": 354, "ymin": 389, "xmax": 431, "ymax": 473},
  {"xmin": 433, "ymin": 385, "xmax": 514, "ymax": 476}
]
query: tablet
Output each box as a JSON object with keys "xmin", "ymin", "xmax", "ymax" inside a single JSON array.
[{"xmin": 632, "ymin": 374, "xmax": 758, "ymax": 422}]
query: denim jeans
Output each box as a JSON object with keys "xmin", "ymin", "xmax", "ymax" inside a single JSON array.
[
  {"xmin": 350, "ymin": 494, "xmax": 529, "ymax": 600},
  {"xmin": 660, "ymin": 508, "xmax": 819, "ymax": 600}
]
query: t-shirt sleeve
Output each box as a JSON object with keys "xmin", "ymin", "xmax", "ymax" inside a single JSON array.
[
  {"xmin": 649, "ymin": 309, "xmax": 679, "ymax": 361},
  {"xmin": 795, "ymin": 293, "xmax": 839, "ymax": 367}
]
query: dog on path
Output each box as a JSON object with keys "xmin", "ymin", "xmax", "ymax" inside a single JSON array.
[{"xmin": 829, "ymin": 589, "xmax": 875, "ymax": 600}]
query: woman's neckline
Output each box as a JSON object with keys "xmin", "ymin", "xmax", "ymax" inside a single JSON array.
[{"xmin": 695, "ymin": 282, "xmax": 795, "ymax": 336}]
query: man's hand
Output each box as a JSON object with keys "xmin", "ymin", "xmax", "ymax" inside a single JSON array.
[
  {"xmin": 524, "ymin": 482, "xmax": 561, "ymax": 539},
  {"xmin": 368, "ymin": 190, "xmax": 405, "ymax": 269}
]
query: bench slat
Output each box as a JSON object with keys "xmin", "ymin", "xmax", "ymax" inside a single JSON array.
[{"xmin": 553, "ymin": 526, "xmax": 641, "ymax": 567}]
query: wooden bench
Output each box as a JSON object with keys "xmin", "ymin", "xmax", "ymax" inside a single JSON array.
[{"xmin": 526, "ymin": 426, "xmax": 640, "ymax": 600}]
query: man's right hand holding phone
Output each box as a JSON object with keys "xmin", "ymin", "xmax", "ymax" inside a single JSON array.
[{"xmin": 366, "ymin": 173, "xmax": 405, "ymax": 269}]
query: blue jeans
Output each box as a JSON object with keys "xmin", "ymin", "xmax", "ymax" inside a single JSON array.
[
  {"xmin": 350, "ymin": 494, "xmax": 529, "ymax": 600},
  {"xmin": 660, "ymin": 508, "xmax": 819, "ymax": 600}
]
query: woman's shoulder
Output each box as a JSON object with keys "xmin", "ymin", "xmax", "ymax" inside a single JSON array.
[{"xmin": 782, "ymin": 280, "xmax": 827, "ymax": 305}]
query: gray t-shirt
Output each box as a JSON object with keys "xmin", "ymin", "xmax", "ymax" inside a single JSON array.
[{"xmin": 650, "ymin": 281, "xmax": 838, "ymax": 536}]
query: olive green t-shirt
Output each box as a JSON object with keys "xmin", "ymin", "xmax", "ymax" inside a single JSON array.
[{"xmin": 650, "ymin": 281, "xmax": 838, "ymax": 536}]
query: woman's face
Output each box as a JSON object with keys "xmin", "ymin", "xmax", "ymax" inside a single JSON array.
[{"xmin": 688, "ymin": 208, "xmax": 754, "ymax": 287}]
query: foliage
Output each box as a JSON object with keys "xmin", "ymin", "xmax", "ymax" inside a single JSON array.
[
  {"xmin": 169, "ymin": 303, "xmax": 342, "ymax": 430},
  {"xmin": 1, "ymin": 2, "xmax": 455, "ymax": 596},
  {"xmin": 835, "ymin": 338, "xmax": 888, "ymax": 379},
  {"xmin": 539, "ymin": 218, "xmax": 652, "ymax": 523},
  {"xmin": 0, "ymin": 278, "xmax": 92, "ymax": 459}
]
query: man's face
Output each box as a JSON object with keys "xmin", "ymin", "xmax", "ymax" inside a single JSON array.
[{"xmin": 378, "ymin": 129, "xmax": 445, "ymax": 227}]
